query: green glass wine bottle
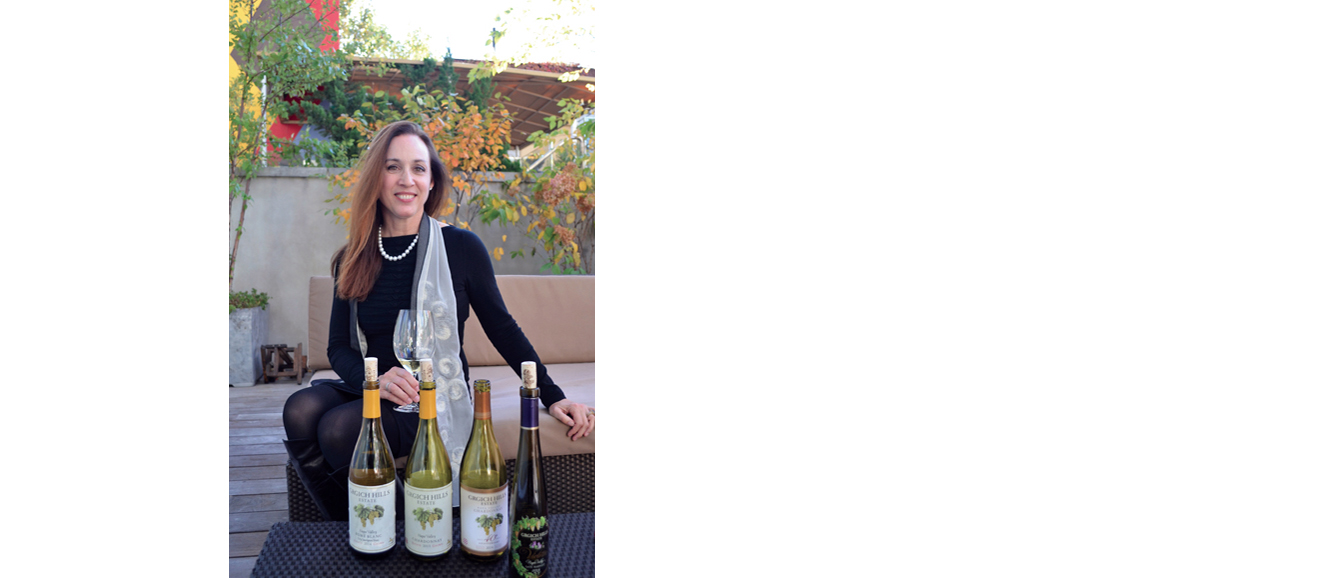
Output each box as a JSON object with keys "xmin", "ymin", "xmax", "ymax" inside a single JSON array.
[
  {"xmin": 348, "ymin": 357, "xmax": 397, "ymax": 558},
  {"xmin": 511, "ymin": 361, "xmax": 549, "ymax": 578},
  {"xmin": 459, "ymin": 379, "xmax": 508, "ymax": 561},
  {"xmin": 404, "ymin": 359, "xmax": 453, "ymax": 560}
]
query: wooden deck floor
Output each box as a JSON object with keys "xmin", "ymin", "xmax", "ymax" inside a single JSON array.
[{"xmin": 230, "ymin": 378, "xmax": 304, "ymax": 578}]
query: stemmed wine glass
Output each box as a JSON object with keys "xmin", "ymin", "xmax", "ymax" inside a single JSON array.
[{"xmin": 392, "ymin": 309, "xmax": 434, "ymax": 413}]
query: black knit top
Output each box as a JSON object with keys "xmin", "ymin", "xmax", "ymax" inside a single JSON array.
[{"xmin": 327, "ymin": 226, "xmax": 567, "ymax": 408}]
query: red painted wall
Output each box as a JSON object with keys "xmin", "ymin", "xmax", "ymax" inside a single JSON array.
[{"xmin": 270, "ymin": 0, "xmax": 339, "ymax": 143}]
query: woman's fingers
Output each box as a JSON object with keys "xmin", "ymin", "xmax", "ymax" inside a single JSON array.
[
  {"xmin": 549, "ymin": 400, "xmax": 595, "ymax": 441},
  {"xmin": 379, "ymin": 377, "xmax": 415, "ymax": 406},
  {"xmin": 550, "ymin": 401, "xmax": 576, "ymax": 426},
  {"xmin": 386, "ymin": 367, "xmax": 419, "ymax": 390},
  {"xmin": 382, "ymin": 367, "xmax": 419, "ymax": 404},
  {"xmin": 575, "ymin": 407, "xmax": 594, "ymax": 440}
]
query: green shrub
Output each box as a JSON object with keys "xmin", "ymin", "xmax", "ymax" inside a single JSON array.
[{"xmin": 229, "ymin": 288, "xmax": 270, "ymax": 313}]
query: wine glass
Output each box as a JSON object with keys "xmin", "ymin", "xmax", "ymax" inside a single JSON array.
[{"xmin": 392, "ymin": 309, "xmax": 433, "ymax": 413}]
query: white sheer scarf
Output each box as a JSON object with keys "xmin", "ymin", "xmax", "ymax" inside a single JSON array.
[{"xmin": 414, "ymin": 217, "xmax": 473, "ymax": 508}]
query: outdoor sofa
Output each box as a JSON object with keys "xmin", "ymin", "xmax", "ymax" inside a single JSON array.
[{"xmin": 285, "ymin": 274, "xmax": 596, "ymax": 521}]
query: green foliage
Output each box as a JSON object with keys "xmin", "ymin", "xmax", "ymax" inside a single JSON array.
[
  {"xmin": 466, "ymin": 75, "xmax": 495, "ymax": 110},
  {"xmin": 229, "ymin": 0, "xmax": 345, "ymax": 292},
  {"xmin": 229, "ymin": 288, "xmax": 270, "ymax": 313},
  {"xmin": 473, "ymin": 99, "xmax": 595, "ymax": 274},
  {"xmin": 297, "ymin": 50, "xmax": 466, "ymax": 169}
]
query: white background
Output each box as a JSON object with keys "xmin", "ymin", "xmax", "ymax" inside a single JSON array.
[{"xmin": 2, "ymin": 2, "xmax": 1324, "ymax": 576}]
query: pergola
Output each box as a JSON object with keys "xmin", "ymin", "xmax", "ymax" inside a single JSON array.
[{"xmin": 348, "ymin": 57, "xmax": 595, "ymax": 151}]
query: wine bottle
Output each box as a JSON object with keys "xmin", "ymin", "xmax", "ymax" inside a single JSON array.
[
  {"xmin": 459, "ymin": 379, "xmax": 508, "ymax": 561},
  {"xmin": 404, "ymin": 359, "xmax": 453, "ymax": 560},
  {"xmin": 348, "ymin": 357, "xmax": 397, "ymax": 557},
  {"xmin": 511, "ymin": 361, "xmax": 549, "ymax": 578}
]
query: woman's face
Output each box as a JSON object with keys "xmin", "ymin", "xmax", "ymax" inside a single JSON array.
[{"xmin": 378, "ymin": 134, "xmax": 433, "ymax": 231}]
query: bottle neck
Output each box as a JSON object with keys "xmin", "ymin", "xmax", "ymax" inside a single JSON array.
[
  {"xmin": 520, "ymin": 394, "xmax": 539, "ymax": 429},
  {"xmin": 363, "ymin": 380, "xmax": 381, "ymax": 419},
  {"xmin": 419, "ymin": 383, "xmax": 436, "ymax": 420},
  {"xmin": 474, "ymin": 389, "xmax": 491, "ymax": 420}
]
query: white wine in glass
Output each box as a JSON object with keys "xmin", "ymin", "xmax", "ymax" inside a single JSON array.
[{"xmin": 392, "ymin": 309, "xmax": 434, "ymax": 413}]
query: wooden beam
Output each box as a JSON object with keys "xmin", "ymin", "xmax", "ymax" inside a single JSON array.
[
  {"xmin": 512, "ymin": 85, "xmax": 590, "ymax": 102},
  {"xmin": 349, "ymin": 57, "xmax": 594, "ymax": 82},
  {"xmin": 505, "ymin": 99, "xmax": 557, "ymax": 118}
]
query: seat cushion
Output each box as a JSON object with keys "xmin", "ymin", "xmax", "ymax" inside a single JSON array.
[
  {"xmin": 307, "ymin": 276, "xmax": 334, "ymax": 371},
  {"xmin": 462, "ymin": 275, "xmax": 594, "ymax": 366}
]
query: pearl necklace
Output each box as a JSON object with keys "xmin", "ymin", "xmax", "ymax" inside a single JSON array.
[{"xmin": 378, "ymin": 226, "xmax": 418, "ymax": 261}]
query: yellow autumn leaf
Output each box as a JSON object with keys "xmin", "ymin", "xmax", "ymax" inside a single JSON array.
[
  {"xmin": 578, "ymin": 180, "xmax": 587, "ymax": 192},
  {"xmin": 520, "ymin": 206, "xmax": 527, "ymax": 217},
  {"xmin": 502, "ymin": 235, "xmax": 507, "ymax": 242},
  {"xmin": 565, "ymin": 212, "xmax": 575, "ymax": 224},
  {"xmin": 492, "ymin": 247, "xmax": 504, "ymax": 261}
]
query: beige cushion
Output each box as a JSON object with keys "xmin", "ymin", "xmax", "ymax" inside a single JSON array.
[
  {"xmin": 308, "ymin": 276, "xmax": 334, "ymax": 371},
  {"xmin": 308, "ymin": 275, "xmax": 594, "ymax": 369},
  {"xmin": 462, "ymin": 275, "xmax": 594, "ymax": 366}
]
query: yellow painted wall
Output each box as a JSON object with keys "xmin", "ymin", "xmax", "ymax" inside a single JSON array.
[{"xmin": 228, "ymin": 1, "xmax": 249, "ymax": 83}]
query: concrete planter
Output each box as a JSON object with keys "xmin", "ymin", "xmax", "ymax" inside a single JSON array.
[{"xmin": 229, "ymin": 307, "xmax": 269, "ymax": 386}]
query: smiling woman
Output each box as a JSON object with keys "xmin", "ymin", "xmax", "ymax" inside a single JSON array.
[
  {"xmin": 379, "ymin": 132, "xmax": 436, "ymax": 237},
  {"xmin": 280, "ymin": 120, "xmax": 595, "ymax": 521},
  {"xmin": 333, "ymin": 121, "xmax": 448, "ymax": 301}
]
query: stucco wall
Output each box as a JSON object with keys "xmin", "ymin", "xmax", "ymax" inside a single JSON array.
[{"xmin": 229, "ymin": 167, "xmax": 556, "ymax": 351}]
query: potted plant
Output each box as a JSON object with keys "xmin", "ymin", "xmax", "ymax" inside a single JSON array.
[{"xmin": 229, "ymin": 288, "xmax": 270, "ymax": 386}]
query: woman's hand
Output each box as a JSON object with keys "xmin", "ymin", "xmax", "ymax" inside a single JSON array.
[
  {"xmin": 548, "ymin": 399, "xmax": 595, "ymax": 441},
  {"xmin": 378, "ymin": 366, "xmax": 420, "ymax": 407}
]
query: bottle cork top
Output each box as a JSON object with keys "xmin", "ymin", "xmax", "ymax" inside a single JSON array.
[
  {"xmin": 364, "ymin": 357, "xmax": 378, "ymax": 381},
  {"xmin": 521, "ymin": 361, "xmax": 537, "ymax": 390},
  {"xmin": 420, "ymin": 358, "xmax": 433, "ymax": 382},
  {"xmin": 474, "ymin": 379, "xmax": 491, "ymax": 393}
]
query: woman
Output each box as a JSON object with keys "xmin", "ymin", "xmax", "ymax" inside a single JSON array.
[{"xmin": 283, "ymin": 120, "xmax": 594, "ymax": 521}]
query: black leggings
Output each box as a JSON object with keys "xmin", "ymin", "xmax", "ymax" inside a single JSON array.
[{"xmin": 282, "ymin": 383, "xmax": 420, "ymax": 473}]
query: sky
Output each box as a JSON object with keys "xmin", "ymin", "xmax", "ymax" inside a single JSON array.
[{"xmin": 361, "ymin": 0, "xmax": 596, "ymax": 67}]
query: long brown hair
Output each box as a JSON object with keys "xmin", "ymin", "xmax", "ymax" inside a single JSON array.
[{"xmin": 332, "ymin": 121, "xmax": 449, "ymax": 300}]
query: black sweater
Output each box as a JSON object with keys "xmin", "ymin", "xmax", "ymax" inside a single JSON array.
[{"xmin": 327, "ymin": 226, "xmax": 567, "ymax": 408}]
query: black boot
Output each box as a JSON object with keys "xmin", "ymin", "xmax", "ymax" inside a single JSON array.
[{"xmin": 283, "ymin": 438, "xmax": 348, "ymax": 522}]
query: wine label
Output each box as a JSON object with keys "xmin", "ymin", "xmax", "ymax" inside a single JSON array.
[
  {"xmin": 404, "ymin": 481, "xmax": 453, "ymax": 556},
  {"xmin": 512, "ymin": 515, "xmax": 549, "ymax": 578},
  {"xmin": 348, "ymin": 480, "xmax": 395, "ymax": 553},
  {"xmin": 460, "ymin": 484, "xmax": 509, "ymax": 554}
]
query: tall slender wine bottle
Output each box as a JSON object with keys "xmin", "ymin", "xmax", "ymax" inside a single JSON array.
[
  {"xmin": 348, "ymin": 357, "xmax": 397, "ymax": 558},
  {"xmin": 459, "ymin": 379, "xmax": 508, "ymax": 561},
  {"xmin": 511, "ymin": 361, "xmax": 549, "ymax": 578},
  {"xmin": 404, "ymin": 359, "xmax": 453, "ymax": 560}
]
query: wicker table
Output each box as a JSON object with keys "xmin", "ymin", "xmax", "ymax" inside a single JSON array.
[{"xmin": 251, "ymin": 512, "xmax": 594, "ymax": 577}]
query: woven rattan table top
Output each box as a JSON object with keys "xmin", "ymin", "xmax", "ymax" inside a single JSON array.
[{"xmin": 251, "ymin": 511, "xmax": 594, "ymax": 577}]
